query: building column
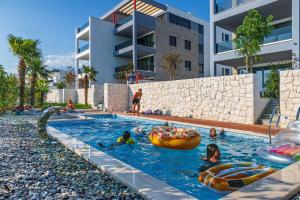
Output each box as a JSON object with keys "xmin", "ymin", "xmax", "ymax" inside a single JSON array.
[
  {"xmin": 75, "ymin": 30, "xmax": 79, "ymax": 89},
  {"xmin": 292, "ymin": 0, "xmax": 300, "ymax": 69},
  {"xmin": 132, "ymin": 11, "xmax": 138, "ymax": 73}
]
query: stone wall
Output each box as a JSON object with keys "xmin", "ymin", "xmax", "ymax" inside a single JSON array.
[
  {"xmin": 280, "ymin": 69, "xmax": 300, "ymax": 127},
  {"xmin": 129, "ymin": 74, "xmax": 266, "ymax": 124},
  {"xmin": 47, "ymin": 89, "xmax": 64, "ymax": 103},
  {"xmin": 104, "ymin": 83, "xmax": 128, "ymax": 112}
]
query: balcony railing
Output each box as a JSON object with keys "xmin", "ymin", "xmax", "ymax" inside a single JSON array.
[
  {"xmin": 78, "ymin": 22, "xmax": 89, "ymax": 33},
  {"xmin": 115, "ymin": 16, "xmax": 133, "ymax": 28},
  {"xmin": 216, "ymin": 25, "xmax": 292, "ymax": 53},
  {"xmin": 215, "ymin": 0, "xmax": 256, "ymax": 14},
  {"xmin": 77, "ymin": 44, "xmax": 89, "ymax": 54},
  {"xmin": 115, "ymin": 40, "xmax": 132, "ymax": 51}
]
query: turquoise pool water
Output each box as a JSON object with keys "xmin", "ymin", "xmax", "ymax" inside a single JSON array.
[{"xmin": 49, "ymin": 114, "xmax": 286, "ymax": 200}]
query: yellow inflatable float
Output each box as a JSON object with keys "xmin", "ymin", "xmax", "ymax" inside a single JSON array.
[
  {"xmin": 149, "ymin": 126, "xmax": 201, "ymax": 150},
  {"xmin": 199, "ymin": 162, "xmax": 276, "ymax": 192}
]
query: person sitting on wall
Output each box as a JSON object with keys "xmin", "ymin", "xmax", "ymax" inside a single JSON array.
[
  {"xmin": 98, "ymin": 131, "xmax": 135, "ymax": 149},
  {"xmin": 132, "ymin": 88, "xmax": 143, "ymax": 116},
  {"xmin": 64, "ymin": 99, "xmax": 75, "ymax": 112}
]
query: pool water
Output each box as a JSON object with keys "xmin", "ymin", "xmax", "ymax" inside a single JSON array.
[{"xmin": 49, "ymin": 114, "xmax": 287, "ymax": 200}]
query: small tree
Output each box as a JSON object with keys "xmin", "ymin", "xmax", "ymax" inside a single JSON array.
[
  {"xmin": 56, "ymin": 81, "xmax": 65, "ymax": 89},
  {"xmin": 116, "ymin": 63, "xmax": 133, "ymax": 81},
  {"xmin": 264, "ymin": 67, "xmax": 280, "ymax": 99},
  {"xmin": 234, "ymin": 10, "xmax": 273, "ymax": 73},
  {"xmin": 64, "ymin": 68, "xmax": 76, "ymax": 89},
  {"xmin": 82, "ymin": 65, "xmax": 97, "ymax": 106},
  {"xmin": 36, "ymin": 79, "xmax": 49, "ymax": 106},
  {"xmin": 162, "ymin": 53, "xmax": 182, "ymax": 80}
]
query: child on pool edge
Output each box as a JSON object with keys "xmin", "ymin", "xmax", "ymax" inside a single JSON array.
[{"xmin": 98, "ymin": 131, "xmax": 135, "ymax": 149}]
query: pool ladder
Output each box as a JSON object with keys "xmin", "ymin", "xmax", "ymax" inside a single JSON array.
[{"xmin": 268, "ymin": 106, "xmax": 281, "ymax": 144}]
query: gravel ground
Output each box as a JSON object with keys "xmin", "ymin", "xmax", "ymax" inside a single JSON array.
[{"xmin": 0, "ymin": 113, "xmax": 143, "ymax": 200}]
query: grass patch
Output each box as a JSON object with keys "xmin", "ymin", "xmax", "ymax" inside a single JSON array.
[{"xmin": 41, "ymin": 103, "xmax": 92, "ymax": 109}]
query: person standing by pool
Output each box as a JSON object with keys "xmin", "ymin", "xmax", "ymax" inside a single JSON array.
[{"xmin": 132, "ymin": 88, "xmax": 142, "ymax": 116}]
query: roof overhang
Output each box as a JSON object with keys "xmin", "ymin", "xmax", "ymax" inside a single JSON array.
[{"xmin": 101, "ymin": 0, "xmax": 167, "ymax": 21}]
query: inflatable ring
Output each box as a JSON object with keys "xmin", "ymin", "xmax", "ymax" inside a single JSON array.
[
  {"xmin": 149, "ymin": 126, "xmax": 201, "ymax": 150},
  {"xmin": 199, "ymin": 163, "xmax": 275, "ymax": 192},
  {"xmin": 288, "ymin": 120, "xmax": 300, "ymax": 131}
]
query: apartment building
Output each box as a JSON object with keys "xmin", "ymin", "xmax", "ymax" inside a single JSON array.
[
  {"xmin": 210, "ymin": 0, "xmax": 300, "ymax": 91},
  {"xmin": 75, "ymin": 0, "xmax": 209, "ymax": 87}
]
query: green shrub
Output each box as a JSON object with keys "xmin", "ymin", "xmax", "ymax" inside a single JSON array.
[
  {"xmin": 264, "ymin": 67, "xmax": 280, "ymax": 99},
  {"xmin": 41, "ymin": 102, "xmax": 92, "ymax": 109}
]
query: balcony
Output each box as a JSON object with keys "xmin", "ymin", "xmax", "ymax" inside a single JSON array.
[
  {"xmin": 115, "ymin": 16, "xmax": 133, "ymax": 28},
  {"xmin": 215, "ymin": 0, "xmax": 256, "ymax": 14},
  {"xmin": 77, "ymin": 44, "xmax": 89, "ymax": 54},
  {"xmin": 77, "ymin": 22, "xmax": 89, "ymax": 33},
  {"xmin": 115, "ymin": 40, "xmax": 132, "ymax": 52},
  {"xmin": 216, "ymin": 24, "xmax": 292, "ymax": 53}
]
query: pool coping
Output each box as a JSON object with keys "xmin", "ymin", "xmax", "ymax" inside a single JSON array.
[
  {"xmin": 46, "ymin": 126, "xmax": 197, "ymax": 200},
  {"xmin": 47, "ymin": 113, "xmax": 300, "ymax": 200}
]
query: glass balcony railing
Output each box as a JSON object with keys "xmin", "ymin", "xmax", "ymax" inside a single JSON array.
[
  {"xmin": 77, "ymin": 44, "xmax": 89, "ymax": 54},
  {"xmin": 216, "ymin": 25, "xmax": 292, "ymax": 53},
  {"xmin": 115, "ymin": 40, "xmax": 132, "ymax": 51},
  {"xmin": 115, "ymin": 16, "xmax": 133, "ymax": 28},
  {"xmin": 78, "ymin": 22, "xmax": 89, "ymax": 33},
  {"xmin": 215, "ymin": 0, "xmax": 256, "ymax": 14}
]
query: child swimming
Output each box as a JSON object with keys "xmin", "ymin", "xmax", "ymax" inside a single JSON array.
[
  {"xmin": 200, "ymin": 144, "xmax": 221, "ymax": 172},
  {"xmin": 98, "ymin": 131, "xmax": 135, "ymax": 149},
  {"xmin": 210, "ymin": 128, "xmax": 217, "ymax": 139}
]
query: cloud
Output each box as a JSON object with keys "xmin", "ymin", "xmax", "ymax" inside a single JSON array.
[
  {"xmin": 3, "ymin": 63, "xmax": 18, "ymax": 74},
  {"xmin": 44, "ymin": 53, "xmax": 75, "ymax": 69}
]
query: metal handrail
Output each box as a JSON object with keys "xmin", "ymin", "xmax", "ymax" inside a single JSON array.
[
  {"xmin": 268, "ymin": 106, "xmax": 281, "ymax": 144},
  {"xmin": 296, "ymin": 107, "xmax": 300, "ymax": 120}
]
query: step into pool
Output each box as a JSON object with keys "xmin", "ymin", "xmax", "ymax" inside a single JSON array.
[{"xmin": 48, "ymin": 114, "xmax": 287, "ymax": 200}]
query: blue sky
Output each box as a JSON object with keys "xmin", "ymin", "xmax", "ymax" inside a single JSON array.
[{"xmin": 0, "ymin": 0, "xmax": 209, "ymax": 74}]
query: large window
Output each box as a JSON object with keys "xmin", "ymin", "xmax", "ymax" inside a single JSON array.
[
  {"xmin": 169, "ymin": 13, "xmax": 191, "ymax": 29},
  {"xmin": 198, "ymin": 24, "xmax": 204, "ymax": 34},
  {"xmin": 185, "ymin": 40, "xmax": 191, "ymax": 50},
  {"xmin": 198, "ymin": 44, "xmax": 204, "ymax": 54},
  {"xmin": 169, "ymin": 35, "xmax": 177, "ymax": 47},
  {"xmin": 137, "ymin": 56, "xmax": 154, "ymax": 72},
  {"xmin": 222, "ymin": 33, "xmax": 229, "ymax": 42},
  {"xmin": 185, "ymin": 61, "xmax": 192, "ymax": 71},
  {"xmin": 199, "ymin": 63, "xmax": 204, "ymax": 74},
  {"xmin": 138, "ymin": 34, "xmax": 155, "ymax": 47},
  {"xmin": 222, "ymin": 68, "xmax": 230, "ymax": 76}
]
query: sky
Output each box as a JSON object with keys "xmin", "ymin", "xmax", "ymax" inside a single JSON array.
[{"xmin": 0, "ymin": 0, "xmax": 210, "ymax": 74}]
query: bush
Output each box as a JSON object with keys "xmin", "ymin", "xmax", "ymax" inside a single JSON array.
[
  {"xmin": 264, "ymin": 67, "xmax": 280, "ymax": 99},
  {"xmin": 41, "ymin": 102, "xmax": 92, "ymax": 109},
  {"xmin": 0, "ymin": 67, "xmax": 19, "ymax": 113}
]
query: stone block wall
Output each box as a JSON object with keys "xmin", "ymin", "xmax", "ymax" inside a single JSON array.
[
  {"xmin": 129, "ymin": 74, "xmax": 263, "ymax": 124},
  {"xmin": 46, "ymin": 89, "xmax": 64, "ymax": 103},
  {"xmin": 280, "ymin": 69, "xmax": 300, "ymax": 128},
  {"xmin": 104, "ymin": 83, "xmax": 128, "ymax": 112}
]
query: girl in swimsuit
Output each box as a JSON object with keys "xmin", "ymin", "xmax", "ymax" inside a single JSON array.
[{"xmin": 132, "ymin": 88, "xmax": 142, "ymax": 116}]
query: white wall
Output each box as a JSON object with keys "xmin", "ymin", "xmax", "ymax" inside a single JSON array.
[{"xmin": 89, "ymin": 17, "xmax": 131, "ymax": 85}]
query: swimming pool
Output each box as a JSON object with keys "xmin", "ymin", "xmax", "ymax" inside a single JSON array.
[{"xmin": 48, "ymin": 114, "xmax": 287, "ymax": 200}]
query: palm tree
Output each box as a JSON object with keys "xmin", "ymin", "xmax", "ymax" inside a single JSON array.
[
  {"xmin": 27, "ymin": 57, "xmax": 50, "ymax": 106},
  {"xmin": 7, "ymin": 34, "xmax": 41, "ymax": 109},
  {"xmin": 36, "ymin": 79, "xmax": 49, "ymax": 106},
  {"xmin": 82, "ymin": 65, "xmax": 97, "ymax": 105}
]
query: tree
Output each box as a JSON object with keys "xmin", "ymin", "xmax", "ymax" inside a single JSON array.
[
  {"xmin": 27, "ymin": 57, "xmax": 50, "ymax": 106},
  {"xmin": 234, "ymin": 10, "xmax": 273, "ymax": 73},
  {"xmin": 64, "ymin": 68, "xmax": 76, "ymax": 89},
  {"xmin": 36, "ymin": 79, "xmax": 49, "ymax": 106},
  {"xmin": 82, "ymin": 65, "xmax": 97, "ymax": 105},
  {"xmin": 162, "ymin": 53, "xmax": 182, "ymax": 80},
  {"xmin": 115, "ymin": 63, "xmax": 133, "ymax": 80},
  {"xmin": 7, "ymin": 34, "xmax": 42, "ymax": 109},
  {"xmin": 264, "ymin": 67, "xmax": 280, "ymax": 99},
  {"xmin": 56, "ymin": 81, "xmax": 65, "ymax": 89},
  {"xmin": 0, "ymin": 66, "xmax": 18, "ymax": 113}
]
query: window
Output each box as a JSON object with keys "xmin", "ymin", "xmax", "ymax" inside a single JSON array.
[
  {"xmin": 199, "ymin": 63, "xmax": 204, "ymax": 74},
  {"xmin": 198, "ymin": 24, "xmax": 204, "ymax": 34},
  {"xmin": 138, "ymin": 34, "xmax": 155, "ymax": 47},
  {"xmin": 185, "ymin": 40, "xmax": 191, "ymax": 50},
  {"xmin": 222, "ymin": 68, "xmax": 230, "ymax": 76},
  {"xmin": 169, "ymin": 36, "xmax": 177, "ymax": 47},
  {"xmin": 224, "ymin": 34, "xmax": 229, "ymax": 42},
  {"xmin": 185, "ymin": 61, "xmax": 192, "ymax": 71},
  {"xmin": 169, "ymin": 13, "xmax": 191, "ymax": 29},
  {"xmin": 137, "ymin": 56, "xmax": 154, "ymax": 72},
  {"xmin": 198, "ymin": 44, "xmax": 204, "ymax": 54}
]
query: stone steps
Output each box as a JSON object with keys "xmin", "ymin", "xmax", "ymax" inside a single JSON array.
[{"xmin": 257, "ymin": 99, "xmax": 280, "ymax": 125}]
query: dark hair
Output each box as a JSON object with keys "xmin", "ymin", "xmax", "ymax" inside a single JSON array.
[
  {"xmin": 123, "ymin": 131, "xmax": 131, "ymax": 139},
  {"xmin": 206, "ymin": 144, "xmax": 220, "ymax": 160}
]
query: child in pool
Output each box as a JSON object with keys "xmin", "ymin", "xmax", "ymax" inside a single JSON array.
[
  {"xmin": 210, "ymin": 128, "xmax": 217, "ymax": 139},
  {"xmin": 200, "ymin": 144, "xmax": 221, "ymax": 172},
  {"xmin": 219, "ymin": 128, "xmax": 225, "ymax": 136},
  {"xmin": 98, "ymin": 131, "xmax": 135, "ymax": 149}
]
